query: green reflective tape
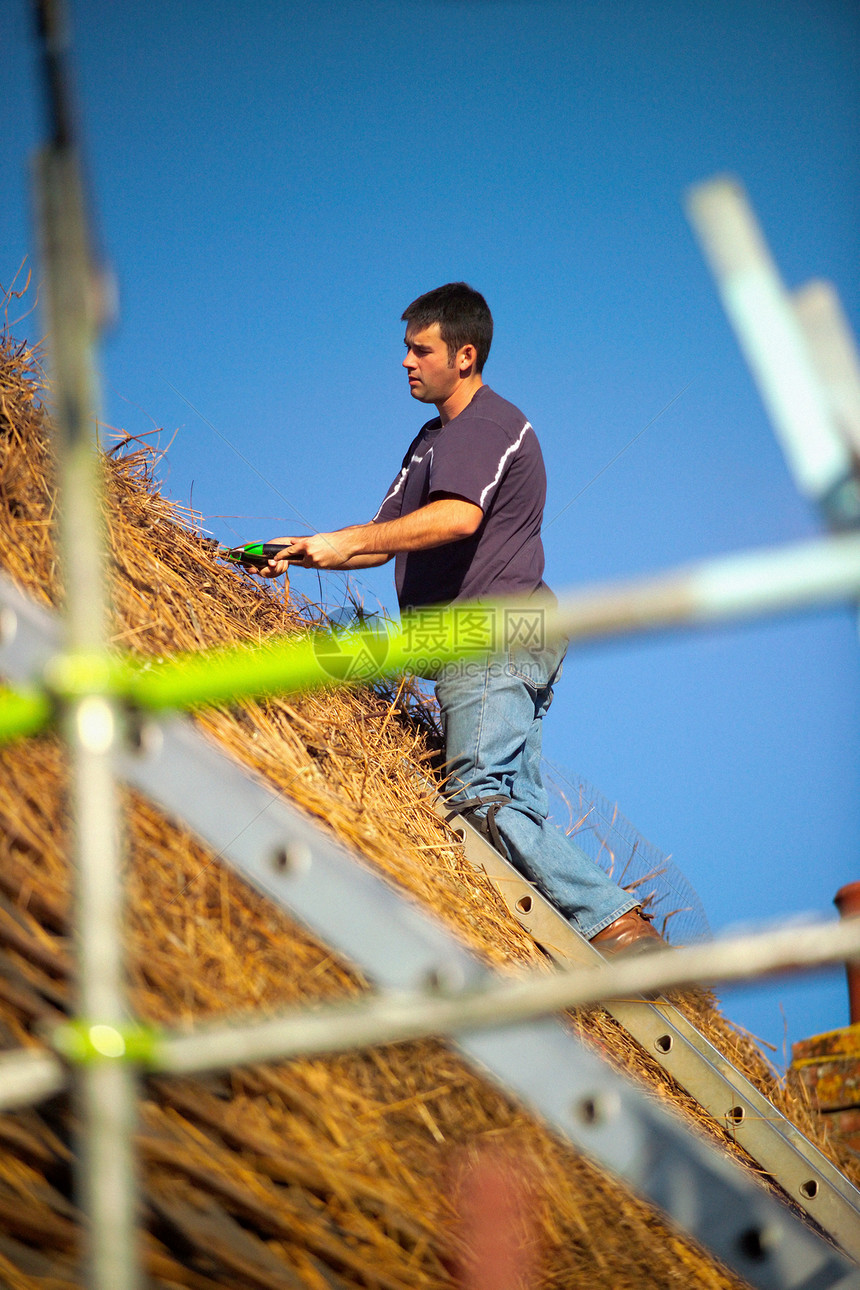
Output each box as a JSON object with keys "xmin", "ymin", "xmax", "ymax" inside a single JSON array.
[
  {"xmin": 0, "ymin": 597, "xmax": 550, "ymax": 744},
  {"xmin": 124, "ymin": 602, "xmax": 517, "ymax": 713},
  {"xmin": 52, "ymin": 1020, "xmax": 161, "ymax": 1066},
  {"xmin": 0, "ymin": 686, "xmax": 53, "ymax": 743},
  {"xmin": 42, "ymin": 651, "xmax": 123, "ymax": 698}
]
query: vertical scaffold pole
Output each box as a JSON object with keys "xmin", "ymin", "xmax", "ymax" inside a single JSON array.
[
  {"xmin": 686, "ymin": 176, "xmax": 860, "ymax": 531},
  {"xmin": 793, "ymin": 280, "xmax": 860, "ymax": 461},
  {"xmin": 32, "ymin": 3, "xmax": 140, "ymax": 1287}
]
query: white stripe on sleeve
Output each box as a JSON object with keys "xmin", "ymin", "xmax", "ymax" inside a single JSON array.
[
  {"xmin": 372, "ymin": 448, "xmax": 432, "ymax": 521},
  {"xmin": 478, "ymin": 422, "xmax": 530, "ymax": 510}
]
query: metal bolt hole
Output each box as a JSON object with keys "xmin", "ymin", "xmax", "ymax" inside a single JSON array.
[
  {"xmin": 578, "ymin": 1097, "xmax": 601, "ymax": 1126},
  {"xmin": 737, "ymin": 1226, "xmax": 775, "ymax": 1262},
  {"xmin": 799, "ymin": 1179, "xmax": 819, "ymax": 1200},
  {"xmin": 516, "ymin": 895, "xmax": 533, "ymax": 914},
  {"xmin": 271, "ymin": 842, "xmax": 311, "ymax": 876},
  {"xmin": 424, "ymin": 964, "xmax": 464, "ymax": 994},
  {"xmin": 126, "ymin": 717, "xmax": 162, "ymax": 758},
  {"xmin": 575, "ymin": 1091, "xmax": 618, "ymax": 1127},
  {"xmin": 654, "ymin": 1034, "xmax": 673, "ymax": 1054},
  {"xmin": 726, "ymin": 1105, "xmax": 745, "ymax": 1125}
]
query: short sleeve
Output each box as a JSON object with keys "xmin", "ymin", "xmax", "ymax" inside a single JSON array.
[{"xmin": 429, "ymin": 417, "xmax": 527, "ymax": 513}]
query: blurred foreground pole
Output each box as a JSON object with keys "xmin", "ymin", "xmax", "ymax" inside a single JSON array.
[
  {"xmin": 686, "ymin": 177, "xmax": 860, "ymax": 531},
  {"xmin": 793, "ymin": 282, "xmax": 860, "ymax": 462},
  {"xmin": 454, "ymin": 1150, "xmax": 538, "ymax": 1290},
  {"xmin": 32, "ymin": 3, "xmax": 140, "ymax": 1288}
]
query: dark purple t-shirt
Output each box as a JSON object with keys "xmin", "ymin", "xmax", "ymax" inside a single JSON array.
[{"xmin": 374, "ymin": 385, "xmax": 551, "ymax": 610}]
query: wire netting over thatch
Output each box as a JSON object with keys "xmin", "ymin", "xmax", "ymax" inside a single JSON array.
[
  {"xmin": 0, "ymin": 328, "xmax": 856, "ymax": 1288},
  {"xmin": 546, "ymin": 770, "xmax": 711, "ymax": 948}
]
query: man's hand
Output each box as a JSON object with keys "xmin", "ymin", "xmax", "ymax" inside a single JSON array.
[
  {"xmin": 260, "ymin": 532, "xmax": 357, "ymax": 575},
  {"xmin": 284, "ymin": 532, "xmax": 354, "ymax": 571}
]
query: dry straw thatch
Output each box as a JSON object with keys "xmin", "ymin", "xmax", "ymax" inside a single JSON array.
[{"xmin": 0, "ymin": 325, "xmax": 856, "ymax": 1289}]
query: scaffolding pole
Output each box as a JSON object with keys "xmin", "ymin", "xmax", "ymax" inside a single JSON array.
[
  {"xmin": 0, "ymin": 915, "xmax": 858, "ymax": 1106},
  {"xmin": 32, "ymin": 3, "xmax": 139, "ymax": 1288},
  {"xmin": 2, "ymin": 530, "xmax": 859, "ymax": 748},
  {"xmin": 686, "ymin": 176, "xmax": 860, "ymax": 530},
  {"xmin": 793, "ymin": 280, "xmax": 860, "ymax": 461},
  {"xmin": 142, "ymin": 916, "xmax": 860, "ymax": 1077}
]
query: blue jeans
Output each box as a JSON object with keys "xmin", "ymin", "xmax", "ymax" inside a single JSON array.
[{"xmin": 435, "ymin": 641, "xmax": 638, "ymax": 939}]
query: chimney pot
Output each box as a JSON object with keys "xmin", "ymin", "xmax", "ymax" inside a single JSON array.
[{"xmin": 834, "ymin": 883, "xmax": 860, "ymax": 1025}]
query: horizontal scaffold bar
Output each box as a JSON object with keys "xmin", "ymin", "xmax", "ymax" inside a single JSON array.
[
  {"xmin": 1, "ymin": 530, "xmax": 859, "ymax": 744},
  {"xmin": 133, "ymin": 916, "xmax": 860, "ymax": 1076}
]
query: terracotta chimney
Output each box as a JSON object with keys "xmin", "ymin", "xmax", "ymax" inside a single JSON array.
[{"xmin": 834, "ymin": 882, "xmax": 860, "ymax": 1025}]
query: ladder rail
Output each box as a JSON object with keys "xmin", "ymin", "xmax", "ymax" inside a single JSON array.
[{"xmin": 443, "ymin": 807, "xmax": 860, "ymax": 1260}]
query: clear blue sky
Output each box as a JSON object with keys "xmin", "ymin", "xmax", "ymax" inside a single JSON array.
[{"xmin": 3, "ymin": 0, "xmax": 858, "ymax": 1066}]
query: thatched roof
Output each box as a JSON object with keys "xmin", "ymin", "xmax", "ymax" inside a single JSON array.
[{"xmin": 0, "ymin": 329, "xmax": 856, "ymax": 1288}]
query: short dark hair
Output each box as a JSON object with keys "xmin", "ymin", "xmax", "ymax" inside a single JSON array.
[{"xmin": 402, "ymin": 282, "xmax": 493, "ymax": 373}]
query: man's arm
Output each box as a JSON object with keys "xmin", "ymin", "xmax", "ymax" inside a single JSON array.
[{"xmin": 262, "ymin": 495, "xmax": 482, "ymax": 574}]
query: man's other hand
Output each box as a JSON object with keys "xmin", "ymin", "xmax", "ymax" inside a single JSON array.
[{"xmin": 256, "ymin": 537, "xmax": 298, "ymax": 577}]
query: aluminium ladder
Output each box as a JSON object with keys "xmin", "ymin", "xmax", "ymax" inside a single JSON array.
[{"xmin": 439, "ymin": 802, "xmax": 860, "ymax": 1260}]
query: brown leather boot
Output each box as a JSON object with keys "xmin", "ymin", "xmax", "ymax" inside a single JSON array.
[{"xmin": 589, "ymin": 908, "xmax": 665, "ymax": 957}]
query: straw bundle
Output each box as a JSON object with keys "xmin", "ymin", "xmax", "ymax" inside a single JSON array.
[{"xmin": 0, "ymin": 327, "xmax": 855, "ymax": 1288}]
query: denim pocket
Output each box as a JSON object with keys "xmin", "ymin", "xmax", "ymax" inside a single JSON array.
[{"xmin": 505, "ymin": 640, "xmax": 567, "ymax": 694}]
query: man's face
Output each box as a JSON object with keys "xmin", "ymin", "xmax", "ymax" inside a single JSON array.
[{"xmin": 402, "ymin": 323, "xmax": 460, "ymax": 405}]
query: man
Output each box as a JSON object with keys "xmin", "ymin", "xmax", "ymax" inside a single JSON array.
[{"xmin": 262, "ymin": 283, "xmax": 662, "ymax": 954}]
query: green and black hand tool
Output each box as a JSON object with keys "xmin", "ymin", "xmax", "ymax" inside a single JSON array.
[{"xmin": 221, "ymin": 542, "xmax": 304, "ymax": 569}]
